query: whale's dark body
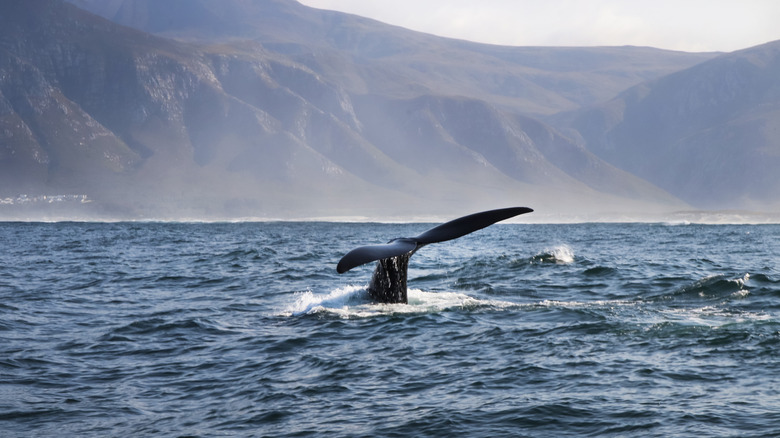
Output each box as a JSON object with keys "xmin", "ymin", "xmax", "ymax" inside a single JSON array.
[{"xmin": 337, "ymin": 207, "xmax": 533, "ymax": 303}]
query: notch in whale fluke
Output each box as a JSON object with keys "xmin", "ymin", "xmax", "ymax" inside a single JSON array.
[{"xmin": 336, "ymin": 207, "xmax": 533, "ymax": 303}]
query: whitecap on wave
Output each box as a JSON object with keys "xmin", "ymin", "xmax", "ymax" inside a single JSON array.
[
  {"xmin": 536, "ymin": 299, "xmax": 637, "ymax": 309},
  {"xmin": 281, "ymin": 286, "xmax": 515, "ymax": 318},
  {"xmin": 531, "ymin": 293, "xmax": 773, "ymax": 329},
  {"xmin": 533, "ymin": 244, "xmax": 575, "ymax": 264}
]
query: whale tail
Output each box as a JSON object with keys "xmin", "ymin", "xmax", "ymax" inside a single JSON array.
[{"xmin": 336, "ymin": 207, "xmax": 533, "ymax": 303}]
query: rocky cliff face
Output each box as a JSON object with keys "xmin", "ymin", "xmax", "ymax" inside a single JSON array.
[{"xmin": 0, "ymin": 1, "xmax": 142, "ymax": 198}]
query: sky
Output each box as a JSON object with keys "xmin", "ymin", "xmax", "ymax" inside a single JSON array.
[{"xmin": 298, "ymin": 0, "xmax": 780, "ymax": 52}]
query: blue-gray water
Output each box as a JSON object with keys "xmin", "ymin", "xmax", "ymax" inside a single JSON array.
[{"xmin": 1, "ymin": 221, "xmax": 779, "ymax": 437}]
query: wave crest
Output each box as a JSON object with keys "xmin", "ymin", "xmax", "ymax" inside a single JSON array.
[{"xmin": 532, "ymin": 245, "xmax": 575, "ymax": 264}]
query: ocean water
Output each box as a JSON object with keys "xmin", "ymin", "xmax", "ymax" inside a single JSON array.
[{"xmin": 1, "ymin": 221, "xmax": 779, "ymax": 437}]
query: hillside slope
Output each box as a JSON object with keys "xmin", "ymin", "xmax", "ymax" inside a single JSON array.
[{"xmin": 559, "ymin": 40, "xmax": 780, "ymax": 210}]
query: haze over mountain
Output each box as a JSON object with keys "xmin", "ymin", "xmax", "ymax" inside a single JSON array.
[
  {"xmin": 557, "ymin": 40, "xmax": 780, "ymax": 211},
  {"xmin": 2, "ymin": 0, "xmax": 776, "ymax": 220}
]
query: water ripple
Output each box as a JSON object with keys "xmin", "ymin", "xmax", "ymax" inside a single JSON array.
[{"xmin": 2, "ymin": 222, "xmax": 780, "ymax": 436}]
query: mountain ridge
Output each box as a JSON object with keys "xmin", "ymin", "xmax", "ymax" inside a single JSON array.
[{"xmin": 66, "ymin": 0, "xmax": 718, "ymax": 116}]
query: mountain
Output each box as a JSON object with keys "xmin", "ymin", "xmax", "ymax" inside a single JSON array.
[
  {"xmin": 67, "ymin": 0, "xmax": 716, "ymax": 116},
  {"xmin": 558, "ymin": 40, "xmax": 780, "ymax": 210},
  {"xmin": 1, "ymin": 0, "xmax": 714, "ymax": 220},
  {"xmin": 0, "ymin": 0, "xmax": 379, "ymax": 218}
]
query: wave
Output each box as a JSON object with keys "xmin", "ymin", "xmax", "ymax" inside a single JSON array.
[
  {"xmin": 533, "ymin": 295, "xmax": 775, "ymax": 330},
  {"xmin": 647, "ymin": 273, "xmax": 751, "ymax": 302},
  {"xmin": 652, "ymin": 305, "xmax": 774, "ymax": 329},
  {"xmin": 281, "ymin": 280, "xmax": 766, "ymax": 328}
]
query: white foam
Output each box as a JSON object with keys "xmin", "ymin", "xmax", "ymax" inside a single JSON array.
[
  {"xmin": 533, "ymin": 297, "xmax": 772, "ymax": 329},
  {"xmin": 281, "ymin": 286, "xmax": 515, "ymax": 318},
  {"xmin": 537, "ymin": 299, "xmax": 637, "ymax": 309},
  {"xmin": 282, "ymin": 285, "xmax": 368, "ymax": 317},
  {"xmin": 536, "ymin": 244, "xmax": 575, "ymax": 264},
  {"xmin": 657, "ymin": 305, "xmax": 771, "ymax": 328}
]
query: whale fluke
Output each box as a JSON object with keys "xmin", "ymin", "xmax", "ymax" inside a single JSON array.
[
  {"xmin": 337, "ymin": 238, "xmax": 418, "ymax": 274},
  {"xmin": 413, "ymin": 207, "xmax": 533, "ymax": 244},
  {"xmin": 336, "ymin": 207, "xmax": 533, "ymax": 303}
]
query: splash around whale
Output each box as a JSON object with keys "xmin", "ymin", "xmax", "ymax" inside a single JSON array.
[{"xmin": 336, "ymin": 207, "xmax": 533, "ymax": 303}]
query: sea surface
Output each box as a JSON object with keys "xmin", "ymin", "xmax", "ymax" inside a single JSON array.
[{"xmin": 1, "ymin": 221, "xmax": 779, "ymax": 437}]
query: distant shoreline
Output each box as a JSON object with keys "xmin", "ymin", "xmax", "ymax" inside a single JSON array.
[{"xmin": 3, "ymin": 210, "xmax": 780, "ymax": 225}]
